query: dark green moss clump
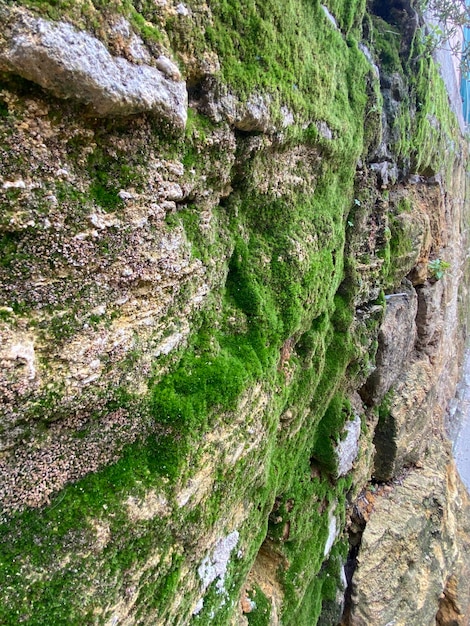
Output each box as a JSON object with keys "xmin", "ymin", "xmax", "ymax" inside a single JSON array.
[{"xmin": 246, "ymin": 585, "xmax": 272, "ymax": 626}]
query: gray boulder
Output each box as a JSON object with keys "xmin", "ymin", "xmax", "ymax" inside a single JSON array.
[
  {"xmin": 199, "ymin": 83, "xmax": 274, "ymax": 133},
  {"xmin": 0, "ymin": 9, "xmax": 187, "ymax": 126}
]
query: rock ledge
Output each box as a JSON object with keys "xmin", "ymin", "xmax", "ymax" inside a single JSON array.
[{"xmin": 0, "ymin": 9, "xmax": 187, "ymax": 126}]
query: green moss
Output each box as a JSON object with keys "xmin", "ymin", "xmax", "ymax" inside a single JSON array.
[
  {"xmin": 311, "ymin": 394, "xmax": 351, "ymax": 473},
  {"xmin": 397, "ymin": 197, "xmax": 412, "ymax": 213},
  {"xmin": 246, "ymin": 585, "xmax": 272, "ymax": 625},
  {"xmin": 0, "ymin": 0, "xmax": 459, "ymax": 623},
  {"xmin": 47, "ymin": 311, "xmax": 82, "ymax": 340},
  {"xmin": 128, "ymin": 7, "xmax": 165, "ymax": 44},
  {"xmin": 380, "ymin": 209, "xmax": 417, "ymax": 289},
  {"xmin": 324, "ymin": 0, "xmax": 366, "ymax": 34},
  {"xmin": 369, "ymin": 17, "xmax": 402, "ymax": 72},
  {"xmin": 276, "ymin": 474, "xmax": 351, "ymax": 626},
  {"xmin": 316, "ymin": 541, "xmax": 349, "ymax": 625},
  {"xmin": 295, "ymin": 317, "xmax": 328, "ymax": 365},
  {"xmin": 151, "ymin": 343, "xmax": 250, "ymax": 432},
  {"xmin": 7, "ymin": 0, "xmax": 157, "ymax": 39},
  {"xmin": 86, "ymin": 146, "xmax": 144, "ymax": 211},
  {"xmin": 0, "ymin": 98, "xmax": 9, "ymax": 117},
  {"xmin": 0, "ymin": 401, "xmax": 200, "ymax": 621},
  {"xmin": 373, "ymin": 390, "xmax": 398, "ymax": 480},
  {"xmin": 331, "ymin": 294, "xmax": 354, "ymax": 333},
  {"xmin": 411, "ymin": 55, "xmax": 458, "ymax": 175},
  {"xmin": 368, "ymin": 15, "xmax": 458, "ymax": 175},
  {"xmin": 0, "ymin": 232, "xmax": 24, "ymax": 269},
  {"xmin": 166, "ymin": 0, "xmax": 369, "ymax": 132},
  {"xmin": 389, "ymin": 217, "xmax": 412, "ymax": 258}
]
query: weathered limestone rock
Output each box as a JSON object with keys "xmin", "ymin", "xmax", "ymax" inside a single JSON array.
[
  {"xmin": 436, "ymin": 574, "xmax": 469, "ymax": 626},
  {"xmin": 373, "ymin": 357, "xmax": 435, "ymax": 480},
  {"xmin": 240, "ymin": 541, "xmax": 286, "ymax": 626},
  {"xmin": 0, "ymin": 102, "xmax": 237, "ymax": 510},
  {"xmin": 361, "ymin": 281, "xmax": 418, "ymax": 406},
  {"xmin": 0, "ymin": 8, "xmax": 187, "ymax": 126},
  {"xmin": 379, "ymin": 71, "xmax": 408, "ymax": 161},
  {"xmin": 416, "ymin": 279, "xmax": 446, "ymax": 355},
  {"xmin": 199, "ymin": 84, "xmax": 274, "ymax": 132},
  {"xmin": 233, "ymin": 94, "xmax": 272, "ymax": 132},
  {"xmin": 348, "ymin": 443, "xmax": 470, "ymax": 626},
  {"xmin": 108, "ymin": 16, "xmax": 152, "ymax": 65},
  {"xmin": 369, "ymin": 160, "xmax": 398, "ymax": 187}
]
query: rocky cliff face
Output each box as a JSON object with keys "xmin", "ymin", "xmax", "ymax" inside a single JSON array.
[{"xmin": 0, "ymin": 1, "xmax": 469, "ymax": 625}]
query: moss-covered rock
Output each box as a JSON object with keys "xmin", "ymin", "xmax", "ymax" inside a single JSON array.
[{"xmin": 0, "ymin": 0, "xmax": 469, "ymax": 624}]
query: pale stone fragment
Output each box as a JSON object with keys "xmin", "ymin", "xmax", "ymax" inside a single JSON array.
[
  {"xmin": 336, "ymin": 414, "xmax": 362, "ymax": 477},
  {"xmin": 0, "ymin": 9, "xmax": 187, "ymax": 126}
]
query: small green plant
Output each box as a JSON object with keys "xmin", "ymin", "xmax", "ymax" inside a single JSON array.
[{"xmin": 428, "ymin": 258, "xmax": 451, "ymax": 280}]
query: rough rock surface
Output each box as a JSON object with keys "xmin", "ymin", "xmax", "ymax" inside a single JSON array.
[
  {"xmin": 0, "ymin": 8, "xmax": 187, "ymax": 125},
  {"xmin": 416, "ymin": 279, "xmax": 446, "ymax": 353},
  {"xmin": 0, "ymin": 1, "xmax": 469, "ymax": 625},
  {"xmin": 336, "ymin": 414, "xmax": 362, "ymax": 477},
  {"xmin": 373, "ymin": 356, "xmax": 436, "ymax": 480},
  {"xmin": 362, "ymin": 280, "xmax": 418, "ymax": 406},
  {"xmin": 348, "ymin": 443, "xmax": 470, "ymax": 626},
  {"xmin": 199, "ymin": 86, "xmax": 275, "ymax": 132}
]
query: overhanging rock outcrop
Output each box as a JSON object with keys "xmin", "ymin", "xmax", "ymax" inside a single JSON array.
[{"xmin": 0, "ymin": 7, "xmax": 187, "ymax": 126}]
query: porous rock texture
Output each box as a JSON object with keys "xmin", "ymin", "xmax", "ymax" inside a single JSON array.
[
  {"xmin": 348, "ymin": 443, "xmax": 470, "ymax": 626},
  {"xmin": 0, "ymin": 1, "xmax": 470, "ymax": 625},
  {"xmin": 0, "ymin": 6, "xmax": 188, "ymax": 125}
]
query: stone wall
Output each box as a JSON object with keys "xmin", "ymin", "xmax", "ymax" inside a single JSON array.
[{"xmin": 0, "ymin": 1, "xmax": 469, "ymax": 624}]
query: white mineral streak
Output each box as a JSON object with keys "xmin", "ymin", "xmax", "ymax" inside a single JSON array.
[
  {"xmin": 321, "ymin": 5, "xmax": 338, "ymax": 29},
  {"xmin": 194, "ymin": 531, "xmax": 240, "ymax": 613},
  {"xmin": 336, "ymin": 414, "xmax": 362, "ymax": 477},
  {"xmin": 2, "ymin": 179, "xmax": 26, "ymax": 189},
  {"xmin": 176, "ymin": 3, "xmax": 190, "ymax": 16},
  {"xmin": 324, "ymin": 506, "xmax": 338, "ymax": 557}
]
